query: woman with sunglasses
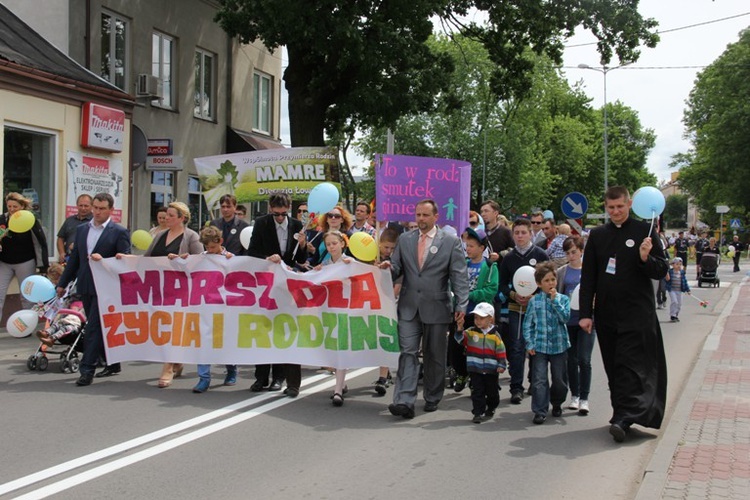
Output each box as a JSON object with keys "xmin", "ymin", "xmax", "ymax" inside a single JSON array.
[{"xmin": 307, "ymin": 205, "xmax": 352, "ymax": 265}]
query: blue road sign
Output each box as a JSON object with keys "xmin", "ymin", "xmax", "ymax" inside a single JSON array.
[
  {"xmin": 561, "ymin": 192, "xmax": 588, "ymax": 219},
  {"xmin": 730, "ymin": 219, "xmax": 741, "ymax": 229}
]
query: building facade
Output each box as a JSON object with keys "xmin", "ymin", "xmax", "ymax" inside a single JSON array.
[{"xmin": 4, "ymin": 0, "xmax": 283, "ymax": 234}]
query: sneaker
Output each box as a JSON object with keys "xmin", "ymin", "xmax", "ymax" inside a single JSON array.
[
  {"xmin": 192, "ymin": 378, "xmax": 210, "ymax": 393},
  {"xmin": 374, "ymin": 378, "xmax": 387, "ymax": 395},
  {"xmin": 472, "ymin": 414, "xmax": 482, "ymax": 424},
  {"xmin": 552, "ymin": 406, "xmax": 563, "ymax": 417},
  {"xmin": 533, "ymin": 413, "xmax": 546, "ymax": 425},
  {"xmin": 670, "ymin": 316, "xmax": 678, "ymax": 322},
  {"xmin": 484, "ymin": 409, "xmax": 495, "ymax": 419},
  {"xmin": 578, "ymin": 400, "xmax": 589, "ymax": 415},
  {"xmin": 568, "ymin": 396, "xmax": 580, "ymax": 410},
  {"xmin": 454, "ymin": 375, "xmax": 468, "ymax": 393},
  {"xmin": 223, "ymin": 372, "xmax": 237, "ymax": 386},
  {"xmin": 510, "ymin": 392, "xmax": 523, "ymax": 404}
]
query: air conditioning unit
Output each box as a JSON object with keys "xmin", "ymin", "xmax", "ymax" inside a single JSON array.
[{"xmin": 136, "ymin": 74, "xmax": 163, "ymax": 98}]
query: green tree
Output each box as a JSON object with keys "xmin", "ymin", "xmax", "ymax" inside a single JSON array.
[
  {"xmin": 215, "ymin": 0, "xmax": 658, "ymax": 147},
  {"xmin": 679, "ymin": 28, "xmax": 750, "ymax": 226},
  {"xmin": 664, "ymin": 194, "xmax": 688, "ymax": 229}
]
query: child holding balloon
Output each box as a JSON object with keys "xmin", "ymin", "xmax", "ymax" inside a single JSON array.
[{"xmin": 314, "ymin": 231, "xmax": 352, "ymax": 406}]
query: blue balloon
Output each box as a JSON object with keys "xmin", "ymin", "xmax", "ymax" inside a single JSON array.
[
  {"xmin": 631, "ymin": 186, "xmax": 665, "ymax": 219},
  {"xmin": 543, "ymin": 210, "xmax": 554, "ymax": 220},
  {"xmin": 307, "ymin": 182, "xmax": 340, "ymax": 215},
  {"xmin": 20, "ymin": 275, "xmax": 56, "ymax": 303}
]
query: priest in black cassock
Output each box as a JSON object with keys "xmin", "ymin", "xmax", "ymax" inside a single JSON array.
[{"xmin": 578, "ymin": 186, "xmax": 669, "ymax": 443}]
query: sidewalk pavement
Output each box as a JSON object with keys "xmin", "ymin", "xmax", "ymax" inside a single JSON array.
[{"xmin": 637, "ymin": 276, "xmax": 750, "ymax": 499}]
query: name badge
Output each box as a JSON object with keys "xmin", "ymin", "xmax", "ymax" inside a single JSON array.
[
  {"xmin": 606, "ymin": 257, "xmax": 616, "ymax": 275},
  {"xmin": 230, "ymin": 228, "xmax": 237, "ymax": 235}
]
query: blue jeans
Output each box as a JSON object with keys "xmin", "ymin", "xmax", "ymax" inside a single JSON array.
[
  {"xmin": 502, "ymin": 311, "xmax": 527, "ymax": 395},
  {"xmin": 531, "ymin": 352, "xmax": 568, "ymax": 416},
  {"xmin": 197, "ymin": 364, "xmax": 237, "ymax": 381},
  {"xmin": 567, "ymin": 325, "xmax": 596, "ymax": 400}
]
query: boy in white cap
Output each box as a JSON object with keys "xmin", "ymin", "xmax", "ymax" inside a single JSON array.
[{"xmin": 456, "ymin": 302, "xmax": 507, "ymax": 423}]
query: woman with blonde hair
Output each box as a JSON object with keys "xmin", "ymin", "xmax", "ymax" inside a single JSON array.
[
  {"xmin": 119, "ymin": 201, "xmax": 203, "ymax": 387},
  {"xmin": 306, "ymin": 204, "xmax": 352, "ymax": 265},
  {"xmin": 0, "ymin": 192, "xmax": 49, "ymax": 321}
]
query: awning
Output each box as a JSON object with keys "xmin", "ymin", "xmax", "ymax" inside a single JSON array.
[{"xmin": 227, "ymin": 127, "xmax": 284, "ymax": 153}]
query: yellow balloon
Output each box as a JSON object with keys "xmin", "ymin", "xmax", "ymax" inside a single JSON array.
[
  {"xmin": 8, "ymin": 210, "xmax": 35, "ymax": 233},
  {"xmin": 131, "ymin": 229, "xmax": 153, "ymax": 251},
  {"xmin": 728, "ymin": 250, "xmax": 736, "ymax": 258},
  {"xmin": 349, "ymin": 232, "xmax": 378, "ymax": 262}
]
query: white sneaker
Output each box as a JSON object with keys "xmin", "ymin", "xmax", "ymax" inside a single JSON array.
[
  {"xmin": 579, "ymin": 400, "xmax": 589, "ymax": 415},
  {"xmin": 568, "ymin": 396, "xmax": 580, "ymax": 410}
]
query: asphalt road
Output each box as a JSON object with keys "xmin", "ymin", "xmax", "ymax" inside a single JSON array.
[{"xmin": 0, "ymin": 262, "xmax": 741, "ymax": 499}]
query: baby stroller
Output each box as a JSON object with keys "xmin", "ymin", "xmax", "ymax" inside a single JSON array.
[
  {"xmin": 27, "ymin": 282, "xmax": 86, "ymax": 374},
  {"xmin": 697, "ymin": 253, "xmax": 720, "ymax": 288}
]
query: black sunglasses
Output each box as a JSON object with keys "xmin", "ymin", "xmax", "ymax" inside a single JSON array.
[
  {"xmin": 469, "ymin": 221, "xmax": 478, "ymax": 226},
  {"xmin": 326, "ymin": 213, "xmax": 342, "ymax": 219},
  {"xmin": 297, "ymin": 209, "xmax": 308, "ymax": 214}
]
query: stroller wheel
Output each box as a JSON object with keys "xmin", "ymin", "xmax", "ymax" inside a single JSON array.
[
  {"xmin": 26, "ymin": 355, "xmax": 37, "ymax": 371},
  {"xmin": 69, "ymin": 357, "xmax": 80, "ymax": 373},
  {"xmin": 37, "ymin": 356, "xmax": 49, "ymax": 371},
  {"xmin": 61, "ymin": 359, "xmax": 70, "ymax": 373}
]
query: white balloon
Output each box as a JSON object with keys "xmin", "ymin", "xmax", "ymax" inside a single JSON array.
[
  {"xmin": 512, "ymin": 266, "xmax": 537, "ymax": 296},
  {"xmin": 570, "ymin": 284, "xmax": 580, "ymax": 310},
  {"xmin": 728, "ymin": 245, "xmax": 736, "ymax": 253},
  {"xmin": 6, "ymin": 309, "xmax": 39, "ymax": 338},
  {"xmin": 240, "ymin": 226, "xmax": 254, "ymax": 250}
]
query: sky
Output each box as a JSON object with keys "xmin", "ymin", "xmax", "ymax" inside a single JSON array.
[{"xmin": 279, "ymin": 1, "xmax": 750, "ymax": 183}]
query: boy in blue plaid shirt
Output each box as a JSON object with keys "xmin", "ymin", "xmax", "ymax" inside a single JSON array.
[{"xmin": 522, "ymin": 262, "xmax": 571, "ymax": 424}]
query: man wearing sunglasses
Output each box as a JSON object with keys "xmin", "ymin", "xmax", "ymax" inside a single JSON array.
[
  {"xmin": 247, "ymin": 193, "xmax": 308, "ymax": 397},
  {"xmin": 529, "ymin": 212, "xmax": 547, "ymax": 247}
]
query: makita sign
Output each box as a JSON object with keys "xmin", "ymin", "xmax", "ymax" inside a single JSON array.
[{"xmin": 81, "ymin": 102, "xmax": 125, "ymax": 152}]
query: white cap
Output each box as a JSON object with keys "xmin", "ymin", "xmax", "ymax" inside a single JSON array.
[{"xmin": 470, "ymin": 302, "xmax": 495, "ymax": 318}]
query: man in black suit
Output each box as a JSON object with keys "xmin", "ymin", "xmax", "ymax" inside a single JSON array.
[
  {"xmin": 211, "ymin": 194, "xmax": 249, "ymax": 255},
  {"xmin": 56, "ymin": 192, "xmax": 130, "ymax": 386},
  {"xmin": 247, "ymin": 193, "xmax": 307, "ymax": 397}
]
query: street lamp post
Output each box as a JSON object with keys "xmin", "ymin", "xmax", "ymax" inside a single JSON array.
[{"xmin": 578, "ymin": 63, "xmax": 629, "ymax": 202}]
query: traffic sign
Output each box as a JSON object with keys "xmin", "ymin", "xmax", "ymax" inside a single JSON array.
[
  {"xmin": 561, "ymin": 192, "xmax": 588, "ymax": 219},
  {"xmin": 567, "ymin": 218, "xmax": 583, "ymax": 235},
  {"xmin": 730, "ymin": 219, "xmax": 741, "ymax": 229}
]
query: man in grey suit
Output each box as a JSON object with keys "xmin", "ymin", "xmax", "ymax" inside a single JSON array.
[{"xmin": 381, "ymin": 199, "xmax": 469, "ymax": 418}]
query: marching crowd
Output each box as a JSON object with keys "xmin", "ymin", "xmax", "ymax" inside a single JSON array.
[{"xmin": 2, "ymin": 186, "xmax": 677, "ymax": 443}]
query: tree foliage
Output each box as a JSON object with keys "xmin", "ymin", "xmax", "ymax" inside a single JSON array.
[
  {"xmin": 355, "ymin": 36, "xmax": 656, "ymax": 216},
  {"xmin": 679, "ymin": 28, "xmax": 750, "ymax": 226},
  {"xmin": 664, "ymin": 194, "xmax": 688, "ymax": 229},
  {"xmin": 215, "ymin": 0, "xmax": 658, "ymax": 147}
]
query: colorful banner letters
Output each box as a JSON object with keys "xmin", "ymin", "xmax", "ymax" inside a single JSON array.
[{"xmin": 90, "ymin": 256, "xmax": 399, "ymax": 368}]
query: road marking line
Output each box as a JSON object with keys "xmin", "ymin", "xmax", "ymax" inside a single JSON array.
[
  {"xmin": 12, "ymin": 368, "xmax": 373, "ymax": 500},
  {"xmin": 0, "ymin": 371, "xmax": 346, "ymax": 497}
]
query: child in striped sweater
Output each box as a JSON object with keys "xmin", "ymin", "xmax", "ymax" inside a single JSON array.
[{"xmin": 456, "ymin": 302, "xmax": 507, "ymax": 423}]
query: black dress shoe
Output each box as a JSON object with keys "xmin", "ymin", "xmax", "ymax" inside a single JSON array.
[
  {"xmin": 284, "ymin": 387, "xmax": 299, "ymax": 398},
  {"xmin": 423, "ymin": 401, "xmax": 439, "ymax": 412},
  {"xmin": 249, "ymin": 380, "xmax": 267, "ymax": 392},
  {"xmin": 388, "ymin": 403, "xmax": 415, "ymax": 419},
  {"xmin": 510, "ymin": 392, "xmax": 523, "ymax": 404},
  {"xmin": 268, "ymin": 379, "xmax": 283, "ymax": 391},
  {"xmin": 551, "ymin": 406, "xmax": 563, "ymax": 417},
  {"xmin": 95, "ymin": 366, "xmax": 121, "ymax": 378},
  {"xmin": 609, "ymin": 421, "xmax": 630, "ymax": 443},
  {"xmin": 76, "ymin": 374, "xmax": 94, "ymax": 386}
]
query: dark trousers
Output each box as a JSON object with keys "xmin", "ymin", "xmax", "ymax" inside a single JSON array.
[
  {"xmin": 503, "ymin": 311, "xmax": 527, "ymax": 394},
  {"xmin": 80, "ymin": 294, "xmax": 103, "ymax": 376},
  {"xmin": 733, "ymin": 252, "xmax": 741, "ymax": 272},
  {"xmin": 567, "ymin": 325, "xmax": 596, "ymax": 400},
  {"xmin": 254, "ymin": 364, "xmax": 286, "ymax": 385},
  {"xmin": 447, "ymin": 324, "xmax": 467, "ymax": 378},
  {"xmin": 469, "ymin": 372, "xmax": 500, "ymax": 416}
]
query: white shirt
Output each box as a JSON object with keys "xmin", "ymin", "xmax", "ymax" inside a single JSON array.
[
  {"xmin": 86, "ymin": 218, "xmax": 110, "ymax": 254},
  {"xmin": 275, "ymin": 217, "xmax": 289, "ymax": 253}
]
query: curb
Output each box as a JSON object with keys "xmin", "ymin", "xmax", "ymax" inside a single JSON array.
[{"xmin": 635, "ymin": 276, "xmax": 747, "ymax": 500}]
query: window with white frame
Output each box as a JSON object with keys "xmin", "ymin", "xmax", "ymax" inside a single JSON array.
[
  {"xmin": 194, "ymin": 49, "xmax": 215, "ymax": 120},
  {"xmin": 151, "ymin": 32, "xmax": 174, "ymax": 108},
  {"xmin": 101, "ymin": 11, "xmax": 129, "ymax": 91},
  {"xmin": 150, "ymin": 171, "xmax": 174, "ymax": 227},
  {"xmin": 253, "ymin": 72, "xmax": 272, "ymax": 134},
  {"xmin": 187, "ymin": 176, "xmax": 210, "ymax": 232}
]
